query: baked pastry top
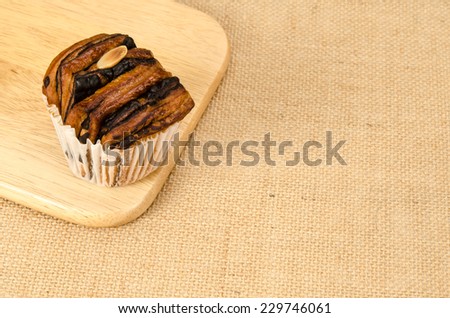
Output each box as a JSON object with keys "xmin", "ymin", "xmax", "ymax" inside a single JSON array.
[{"xmin": 42, "ymin": 33, "xmax": 194, "ymax": 148}]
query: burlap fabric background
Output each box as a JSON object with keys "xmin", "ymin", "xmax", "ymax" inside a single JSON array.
[{"xmin": 1, "ymin": 0, "xmax": 449, "ymax": 297}]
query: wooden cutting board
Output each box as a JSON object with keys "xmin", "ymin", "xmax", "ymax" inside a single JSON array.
[{"xmin": 0, "ymin": 0, "xmax": 230, "ymax": 227}]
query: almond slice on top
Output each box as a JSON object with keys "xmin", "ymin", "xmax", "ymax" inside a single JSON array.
[{"xmin": 97, "ymin": 45, "xmax": 128, "ymax": 69}]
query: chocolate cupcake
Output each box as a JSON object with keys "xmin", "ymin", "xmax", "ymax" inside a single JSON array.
[{"xmin": 42, "ymin": 33, "xmax": 194, "ymax": 186}]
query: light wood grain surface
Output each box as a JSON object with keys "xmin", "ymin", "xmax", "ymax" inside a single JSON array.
[{"xmin": 0, "ymin": 0, "xmax": 230, "ymax": 227}]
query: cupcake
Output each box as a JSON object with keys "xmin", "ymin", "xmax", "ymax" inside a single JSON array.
[{"xmin": 42, "ymin": 33, "xmax": 194, "ymax": 186}]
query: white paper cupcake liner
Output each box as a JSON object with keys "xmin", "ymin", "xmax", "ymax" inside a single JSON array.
[{"xmin": 43, "ymin": 96, "xmax": 179, "ymax": 187}]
